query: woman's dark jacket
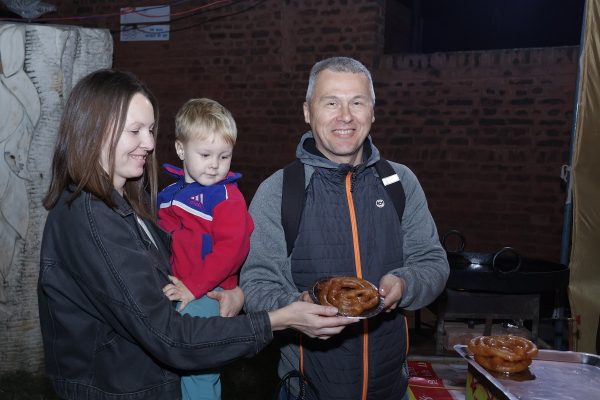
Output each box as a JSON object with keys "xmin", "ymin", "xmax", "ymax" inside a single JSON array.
[{"xmin": 38, "ymin": 188, "xmax": 272, "ymax": 400}]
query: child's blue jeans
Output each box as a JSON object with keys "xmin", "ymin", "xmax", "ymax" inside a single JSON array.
[{"xmin": 178, "ymin": 288, "xmax": 222, "ymax": 400}]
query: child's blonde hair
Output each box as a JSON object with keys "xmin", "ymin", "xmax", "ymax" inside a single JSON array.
[{"xmin": 175, "ymin": 98, "xmax": 237, "ymax": 145}]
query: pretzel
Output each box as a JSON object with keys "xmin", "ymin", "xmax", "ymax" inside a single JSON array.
[
  {"xmin": 473, "ymin": 354, "xmax": 532, "ymax": 374},
  {"xmin": 468, "ymin": 335, "xmax": 538, "ymax": 374},
  {"xmin": 317, "ymin": 277, "xmax": 380, "ymax": 317}
]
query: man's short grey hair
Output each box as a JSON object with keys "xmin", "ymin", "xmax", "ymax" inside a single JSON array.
[{"xmin": 305, "ymin": 56, "xmax": 376, "ymax": 104}]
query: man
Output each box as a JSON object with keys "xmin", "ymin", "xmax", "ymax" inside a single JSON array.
[{"xmin": 240, "ymin": 56, "xmax": 449, "ymax": 400}]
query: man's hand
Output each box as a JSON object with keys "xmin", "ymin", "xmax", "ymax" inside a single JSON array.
[
  {"xmin": 378, "ymin": 274, "xmax": 406, "ymax": 312},
  {"xmin": 207, "ymin": 286, "xmax": 244, "ymax": 317},
  {"xmin": 162, "ymin": 275, "xmax": 195, "ymax": 312},
  {"xmin": 298, "ymin": 290, "xmax": 313, "ymax": 303}
]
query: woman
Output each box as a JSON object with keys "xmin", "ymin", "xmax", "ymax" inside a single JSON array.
[{"xmin": 38, "ymin": 69, "xmax": 354, "ymax": 400}]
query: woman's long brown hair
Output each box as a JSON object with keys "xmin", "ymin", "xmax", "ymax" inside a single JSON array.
[{"xmin": 43, "ymin": 69, "xmax": 159, "ymax": 220}]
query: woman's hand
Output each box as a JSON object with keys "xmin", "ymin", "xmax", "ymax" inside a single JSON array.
[
  {"xmin": 162, "ymin": 275, "xmax": 195, "ymax": 312},
  {"xmin": 268, "ymin": 301, "xmax": 357, "ymax": 340},
  {"xmin": 207, "ymin": 286, "xmax": 244, "ymax": 317}
]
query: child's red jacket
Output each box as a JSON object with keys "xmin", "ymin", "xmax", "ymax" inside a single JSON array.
[{"xmin": 157, "ymin": 164, "xmax": 254, "ymax": 298}]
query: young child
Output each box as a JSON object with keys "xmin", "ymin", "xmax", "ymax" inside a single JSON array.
[{"xmin": 157, "ymin": 98, "xmax": 254, "ymax": 400}]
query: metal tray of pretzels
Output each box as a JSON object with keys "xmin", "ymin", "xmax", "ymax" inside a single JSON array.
[
  {"xmin": 309, "ymin": 276, "xmax": 385, "ymax": 319},
  {"xmin": 455, "ymin": 344, "xmax": 600, "ymax": 400}
]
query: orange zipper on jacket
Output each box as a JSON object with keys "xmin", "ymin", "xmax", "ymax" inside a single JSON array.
[{"xmin": 345, "ymin": 171, "xmax": 369, "ymax": 400}]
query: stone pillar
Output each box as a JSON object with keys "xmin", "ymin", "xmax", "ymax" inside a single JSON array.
[{"xmin": 0, "ymin": 22, "xmax": 112, "ymax": 373}]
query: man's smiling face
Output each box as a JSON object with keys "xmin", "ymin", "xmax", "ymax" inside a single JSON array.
[{"xmin": 303, "ymin": 69, "xmax": 375, "ymax": 166}]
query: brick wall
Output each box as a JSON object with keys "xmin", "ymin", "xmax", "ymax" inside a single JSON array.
[
  {"xmin": 374, "ymin": 49, "xmax": 577, "ymax": 261},
  {"xmin": 44, "ymin": 0, "xmax": 577, "ymax": 262}
]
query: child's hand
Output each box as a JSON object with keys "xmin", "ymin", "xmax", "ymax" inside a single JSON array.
[{"xmin": 162, "ymin": 275, "xmax": 195, "ymax": 312}]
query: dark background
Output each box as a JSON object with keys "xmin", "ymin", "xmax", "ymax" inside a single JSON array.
[{"xmin": 387, "ymin": 0, "xmax": 585, "ymax": 53}]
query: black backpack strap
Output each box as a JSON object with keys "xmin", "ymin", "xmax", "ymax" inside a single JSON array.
[
  {"xmin": 282, "ymin": 159, "xmax": 305, "ymax": 256},
  {"xmin": 374, "ymin": 159, "xmax": 405, "ymax": 223}
]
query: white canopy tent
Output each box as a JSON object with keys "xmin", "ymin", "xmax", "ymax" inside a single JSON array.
[{"xmin": 567, "ymin": 0, "xmax": 600, "ymax": 354}]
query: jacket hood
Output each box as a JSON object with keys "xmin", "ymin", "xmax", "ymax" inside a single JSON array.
[{"xmin": 295, "ymin": 131, "xmax": 381, "ymax": 170}]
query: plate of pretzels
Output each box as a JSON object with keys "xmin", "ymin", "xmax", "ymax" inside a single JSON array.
[
  {"xmin": 309, "ymin": 276, "xmax": 385, "ymax": 318},
  {"xmin": 467, "ymin": 335, "xmax": 539, "ymax": 374}
]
